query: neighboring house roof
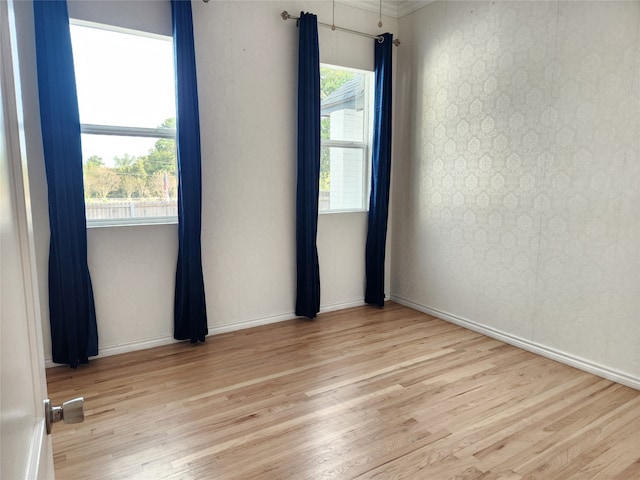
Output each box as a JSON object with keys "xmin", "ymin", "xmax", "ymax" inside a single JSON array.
[{"xmin": 321, "ymin": 75, "xmax": 365, "ymax": 116}]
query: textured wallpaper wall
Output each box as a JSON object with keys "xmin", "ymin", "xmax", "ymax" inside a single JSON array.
[{"xmin": 392, "ymin": 1, "xmax": 639, "ymax": 383}]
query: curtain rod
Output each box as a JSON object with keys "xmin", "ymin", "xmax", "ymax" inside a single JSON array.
[{"xmin": 280, "ymin": 11, "xmax": 401, "ymax": 46}]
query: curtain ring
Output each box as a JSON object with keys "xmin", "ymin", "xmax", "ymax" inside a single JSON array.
[{"xmin": 377, "ymin": 36, "xmax": 384, "ymax": 44}]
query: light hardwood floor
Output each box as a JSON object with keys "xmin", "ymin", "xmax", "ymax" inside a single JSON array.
[{"xmin": 47, "ymin": 303, "xmax": 640, "ymax": 479}]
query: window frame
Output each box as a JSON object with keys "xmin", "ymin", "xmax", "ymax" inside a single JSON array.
[
  {"xmin": 69, "ymin": 19, "xmax": 178, "ymax": 228},
  {"xmin": 319, "ymin": 63, "xmax": 374, "ymax": 214}
]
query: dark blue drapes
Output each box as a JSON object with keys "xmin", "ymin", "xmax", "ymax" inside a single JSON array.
[
  {"xmin": 295, "ymin": 12, "xmax": 321, "ymax": 319},
  {"xmin": 365, "ymin": 33, "xmax": 393, "ymax": 307},
  {"xmin": 33, "ymin": 0, "xmax": 98, "ymax": 367},
  {"xmin": 171, "ymin": 0, "xmax": 208, "ymax": 342}
]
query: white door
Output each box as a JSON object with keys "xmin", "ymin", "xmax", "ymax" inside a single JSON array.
[{"xmin": 0, "ymin": 0, "xmax": 55, "ymax": 478}]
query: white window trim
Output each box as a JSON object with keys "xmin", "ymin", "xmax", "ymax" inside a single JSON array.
[
  {"xmin": 319, "ymin": 64, "xmax": 374, "ymax": 215},
  {"xmin": 321, "ymin": 140, "xmax": 367, "ymax": 149},
  {"xmin": 80, "ymin": 124, "xmax": 176, "ymax": 139},
  {"xmin": 70, "ymin": 20, "xmax": 178, "ymax": 228},
  {"xmin": 70, "ymin": 18, "xmax": 170, "ymax": 42},
  {"xmin": 87, "ymin": 216, "xmax": 178, "ymax": 228}
]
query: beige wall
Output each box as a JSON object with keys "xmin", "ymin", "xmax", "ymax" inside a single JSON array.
[
  {"xmin": 392, "ymin": 1, "xmax": 640, "ymax": 386},
  {"xmin": 23, "ymin": 0, "xmax": 638, "ymax": 388},
  {"xmin": 12, "ymin": 0, "xmax": 396, "ymax": 364}
]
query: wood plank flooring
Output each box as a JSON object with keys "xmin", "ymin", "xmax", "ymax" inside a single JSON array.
[{"xmin": 46, "ymin": 303, "xmax": 640, "ymax": 479}]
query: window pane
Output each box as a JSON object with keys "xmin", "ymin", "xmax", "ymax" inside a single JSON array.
[
  {"xmin": 320, "ymin": 147, "xmax": 366, "ymax": 212},
  {"xmin": 70, "ymin": 25, "xmax": 176, "ymax": 129},
  {"xmin": 81, "ymin": 134, "xmax": 177, "ymax": 221},
  {"xmin": 320, "ymin": 68, "xmax": 366, "ymax": 142}
]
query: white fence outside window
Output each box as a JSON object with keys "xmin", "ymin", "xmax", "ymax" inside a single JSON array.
[{"xmin": 85, "ymin": 200, "xmax": 177, "ymax": 220}]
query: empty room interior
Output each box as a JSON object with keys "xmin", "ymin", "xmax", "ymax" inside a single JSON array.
[{"xmin": 2, "ymin": 0, "xmax": 640, "ymax": 478}]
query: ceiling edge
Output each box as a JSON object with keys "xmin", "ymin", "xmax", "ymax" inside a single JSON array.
[
  {"xmin": 336, "ymin": 0, "xmax": 400, "ymax": 19},
  {"xmin": 397, "ymin": 1, "xmax": 433, "ymax": 18},
  {"xmin": 336, "ymin": 0, "xmax": 433, "ymax": 19}
]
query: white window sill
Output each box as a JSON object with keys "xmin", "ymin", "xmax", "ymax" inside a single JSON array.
[
  {"xmin": 319, "ymin": 209, "xmax": 369, "ymax": 215},
  {"xmin": 87, "ymin": 216, "xmax": 178, "ymax": 228}
]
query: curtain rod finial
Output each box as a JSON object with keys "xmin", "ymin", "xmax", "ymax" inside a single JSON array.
[{"xmin": 281, "ymin": 11, "xmax": 290, "ymax": 21}]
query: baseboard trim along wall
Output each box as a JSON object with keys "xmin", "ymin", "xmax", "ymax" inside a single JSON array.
[
  {"xmin": 44, "ymin": 299, "xmax": 367, "ymax": 368},
  {"xmin": 44, "ymin": 334, "xmax": 180, "ymax": 369},
  {"xmin": 390, "ymin": 295, "xmax": 640, "ymax": 392}
]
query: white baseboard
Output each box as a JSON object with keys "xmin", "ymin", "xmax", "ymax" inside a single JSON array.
[
  {"xmin": 390, "ymin": 294, "xmax": 640, "ymax": 391},
  {"xmin": 209, "ymin": 310, "xmax": 298, "ymax": 335},
  {"xmin": 44, "ymin": 334, "xmax": 180, "ymax": 368},
  {"xmin": 208, "ymin": 299, "xmax": 366, "ymax": 335},
  {"xmin": 45, "ymin": 299, "xmax": 367, "ymax": 369},
  {"xmin": 320, "ymin": 299, "xmax": 366, "ymax": 314}
]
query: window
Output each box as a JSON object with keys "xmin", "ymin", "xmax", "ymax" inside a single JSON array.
[
  {"xmin": 320, "ymin": 65, "xmax": 374, "ymax": 213},
  {"xmin": 69, "ymin": 21, "xmax": 177, "ymax": 226}
]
